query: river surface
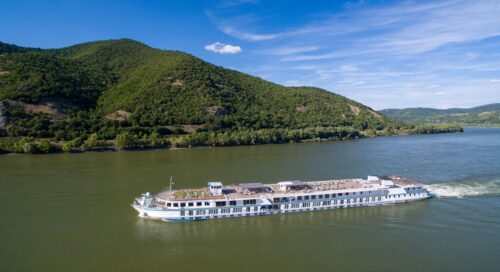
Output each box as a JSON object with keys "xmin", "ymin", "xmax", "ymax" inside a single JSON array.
[{"xmin": 1, "ymin": 127, "xmax": 499, "ymax": 272}]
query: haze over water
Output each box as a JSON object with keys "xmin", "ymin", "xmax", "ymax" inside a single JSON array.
[{"xmin": 1, "ymin": 127, "xmax": 499, "ymax": 272}]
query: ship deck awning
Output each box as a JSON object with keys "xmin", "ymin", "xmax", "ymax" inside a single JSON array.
[
  {"xmin": 278, "ymin": 181, "xmax": 306, "ymax": 186},
  {"xmin": 239, "ymin": 183, "xmax": 274, "ymax": 193},
  {"xmin": 278, "ymin": 181, "xmax": 309, "ymax": 191},
  {"xmin": 240, "ymin": 183, "xmax": 268, "ymax": 190}
]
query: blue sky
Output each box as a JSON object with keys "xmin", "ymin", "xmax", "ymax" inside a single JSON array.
[{"xmin": 1, "ymin": 0, "xmax": 499, "ymax": 109}]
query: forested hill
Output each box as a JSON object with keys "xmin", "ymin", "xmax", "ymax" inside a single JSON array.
[
  {"xmin": 380, "ymin": 104, "xmax": 500, "ymax": 125},
  {"xmin": 0, "ymin": 39, "xmax": 461, "ymax": 153}
]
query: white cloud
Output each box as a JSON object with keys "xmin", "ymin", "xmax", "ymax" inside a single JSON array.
[
  {"xmin": 220, "ymin": 26, "xmax": 279, "ymax": 41},
  {"xmin": 208, "ymin": 0, "xmax": 500, "ymax": 109},
  {"xmin": 204, "ymin": 42, "xmax": 242, "ymax": 54},
  {"xmin": 216, "ymin": 0, "xmax": 500, "ymax": 56}
]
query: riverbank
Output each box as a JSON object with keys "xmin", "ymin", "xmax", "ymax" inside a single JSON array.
[{"xmin": 0, "ymin": 124, "xmax": 463, "ymax": 155}]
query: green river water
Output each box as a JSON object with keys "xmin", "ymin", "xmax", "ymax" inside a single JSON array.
[{"xmin": 1, "ymin": 127, "xmax": 499, "ymax": 272}]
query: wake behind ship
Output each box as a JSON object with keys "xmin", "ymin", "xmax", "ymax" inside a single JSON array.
[{"xmin": 132, "ymin": 176, "xmax": 431, "ymax": 222}]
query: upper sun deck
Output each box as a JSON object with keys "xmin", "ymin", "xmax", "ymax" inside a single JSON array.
[{"xmin": 155, "ymin": 176, "xmax": 422, "ymax": 202}]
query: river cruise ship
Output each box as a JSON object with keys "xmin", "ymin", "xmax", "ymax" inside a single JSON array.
[{"xmin": 132, "ymin": 176, "xmax": 431, "ymax": 221}]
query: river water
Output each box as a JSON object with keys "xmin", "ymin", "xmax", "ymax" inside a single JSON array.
[{"xmin": 1, "ymin": 127, "xmax": 499, "ymax": 272}]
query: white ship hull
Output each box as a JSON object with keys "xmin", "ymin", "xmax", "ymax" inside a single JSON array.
[{"xmin": 132, "ymin": 184, "xmax": 431, "ymax": 222}]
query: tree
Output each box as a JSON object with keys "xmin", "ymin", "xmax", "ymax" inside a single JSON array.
[
  {"xmin": 81, "ymin": 133, "xmax": 98, "ymax": 151},
  {"xmin": 149, "ymin": 132, "xmax": 160, "ymax": 147},
  {"xmin": 36, "ymin": 139, "xmax": 52, "ymax": 153},
  {"xmin": 62, "ymin": 141, "xmax": 73, "ymax": 152},
  {"xmin": 22, "ymin": 142, "xmax": 37, "ymax": 154},
  {"xmin": 115, "ymin": 132, "xmax": 134, "ymax": 150}
]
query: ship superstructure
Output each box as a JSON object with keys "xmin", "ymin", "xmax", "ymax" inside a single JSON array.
[{"xmin": 132, "ymin": 176, "xmax": 431, "ymax": 221}]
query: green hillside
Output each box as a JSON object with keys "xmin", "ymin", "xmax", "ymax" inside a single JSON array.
[
  {"xmin": 0, "ymin": 39, "xmax": 462, "ymax": 153},
  {"xmin": 380, "ymin": 104, "xmax": 500, "ymax": 125}
]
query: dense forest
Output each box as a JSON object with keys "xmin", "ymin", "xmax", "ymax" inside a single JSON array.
[
  {"xmin": 380, "ymin": 104, "xmax": 500, "ymax": 125},
  {"xmin": 0, "ymin": 39, "xmax": 462, "ymax": 154}
]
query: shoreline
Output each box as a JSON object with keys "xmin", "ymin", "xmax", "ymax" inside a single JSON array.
[
  {"xmin": 0, "ymin": 135, "xmax": 361, "ymax": 156},
  {"xmin": 0, "ymin": 128, "xmax": 466, "ymax": 156}
]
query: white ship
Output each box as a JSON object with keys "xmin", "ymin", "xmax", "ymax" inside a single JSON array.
[{"xmin": 132, "ymin": 176, "xmax": 431, "ymax": 222}]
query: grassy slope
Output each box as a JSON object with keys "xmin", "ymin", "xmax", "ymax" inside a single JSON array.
[{"xmin": 1, "ymin": 39, "xmax": 391, "ymax": 130}]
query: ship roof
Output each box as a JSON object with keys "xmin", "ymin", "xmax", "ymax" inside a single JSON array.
[
  {"xmin": 239, "ymin": 183, "xmax": 267, "ymax": 189},
  {"xmin": 155, "ymin": 176, "xmax": 422, "ymax": 202},
  {"xmin": 278, "ymin": 181, "xmax": 306, "ymax": 185}
]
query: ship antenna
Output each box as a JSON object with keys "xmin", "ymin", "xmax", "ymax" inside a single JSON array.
[{"xmin": 169, "ymin": 176, "xmax": 174, "ymax": 192}]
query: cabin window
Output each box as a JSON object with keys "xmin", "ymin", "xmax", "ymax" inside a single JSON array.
[
  {"xmin": 230, "ymin": 201, "xmax": 237, "ymax": 206},
  {"xmin": 319, "ymin": 195, "xmax": 323, "ymax": 199},
  {"xmin": 346, "ymin": 193, "xmax": 350, "ymax": 196},
  {"xmin": 324, "ymin": 194, "xmax": 329, "ymax": 198},
  {"xmin": 246, "ymin": 207, "xmax": 251, "ymax": 212},
  {"xmin": 180, "ymin": 203, "xmax": 186, "ymax": 207},
  {"xmin": 311, "ymin": 195, "xmax": 316, "ymax": 200},
  {"xmin": 167, "ymin": 203, "xmax": 172, "ymax": 207},
  {"xmin": 297, "ymin": 196, "xmax": 303, "ymax": 200},
  {"xmin": 188, "ymin": 202, "xmax": 194, "ymax": 207},
  {"xmin": 216, "ymin": 201, "xmax": 226, "ymax": 207},
  {"xmin": 305, "ymin": 196, "xmax": 310, "ymax": 200},
  {"xmin": 180, "ymin": 211, "xmax": 185, "ymax": 216},
  {"xmin": 332, "ymin": 194, "xmax": 336, "ymax": 198},
  {"xmin": 205, "ymin": 202, "xmax": 210, "ymax": 206},
  {"xmin": 196, "ymin": 202, "xmax": 202, "ymax": 206},
  {"xmin": 243, "ymin": 199, "xmax": 256, "ymax": 205},
  {"xmin": 338, "ymin": 193, "xmax": 343, "ymax": 196},
  {"xmin": 173, "ymin": 203, "xmax": 179, "ymax": 207}
]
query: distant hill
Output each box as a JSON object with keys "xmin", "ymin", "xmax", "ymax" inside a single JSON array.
[
  {"xmin": 380, "ymin": 104, "xmax": 500, "ymax": 125},
  {"xmin": 0, "ymin": 39, "xmax": 461, "ymax": 153}
]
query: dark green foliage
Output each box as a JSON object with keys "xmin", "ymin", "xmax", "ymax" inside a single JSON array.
[
  {"xmin": 407, "ymin": 124, "xmax": 464, "ymax": 134},
  {"xmin": 115, "ymin": 132, "xmax": 135, "ymax": 150},
  {"xmin": 0, "ymin": 42, "xmax": 40, "ymax": 53},
  {"xmin": 173, "ymin": 127, "xmax": 362, "ymax": 148},
  {"xmin": 380, "ymin": 104, "xmax": 500, "ymax": 125},
  {"xmin": 0, "ymin": 39, "xmax": 463, "ymax": 154},
  {"xmin": 0, "ymin": 52, "xmax": 111, "ymax": 107}
]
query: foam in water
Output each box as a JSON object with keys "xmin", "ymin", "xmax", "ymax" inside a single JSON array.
[{"xmin": 426, "ymin": 180, "xmax": 500, "ymax": 198}]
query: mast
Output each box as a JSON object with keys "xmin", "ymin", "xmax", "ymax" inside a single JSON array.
[{"xmin": 169, "ymin": 176, "xmax": 173, "ymax": 192}]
